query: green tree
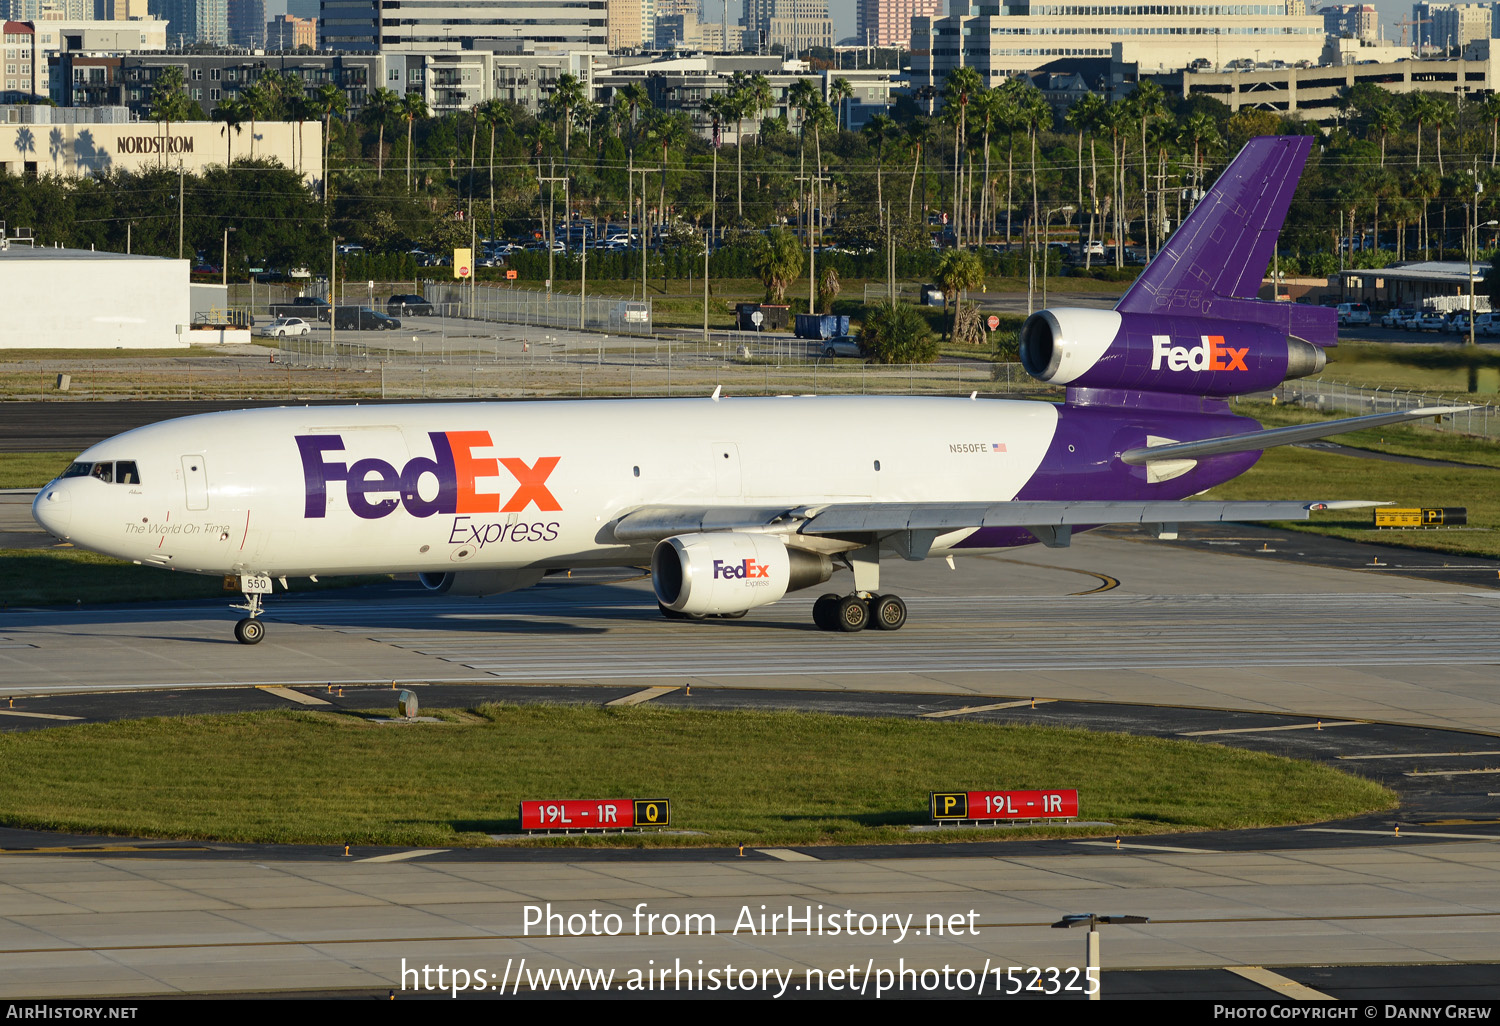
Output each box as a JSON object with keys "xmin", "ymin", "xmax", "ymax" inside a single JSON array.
[
  {"xmin": 751, "ymin": 226, "xmax": 803, "ymax": 302},
  {"xmin": 860, "ymin": 301, "xmax": 938, "ymax": 363},
  {"xmin": 936, "ymin": 248, "xmax": 985, "ymax": 341},
  {"xmin": 148, "ymin": 66, "xmax": 192, "ymax": 163},
  {"xmin": 364, "ymin": 87, "xmax": 402, "ymax": 179},
  {"xmin": 211, "ymin": 96, "xmax": 247, "ymax": 164},
  {"xmin": 863, "ymin": 113, "xmax": 899, "ymax": 224},
  {"xmin": 400, "ymin": 91, "xmax": 430, "ymax": 192}
]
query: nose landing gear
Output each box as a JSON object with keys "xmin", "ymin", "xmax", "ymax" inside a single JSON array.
[{"xmin": 230, "ymin": 582, "xmax": 269, "ymax": 645}]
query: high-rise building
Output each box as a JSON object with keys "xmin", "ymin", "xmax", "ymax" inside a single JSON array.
[
  {"xmin": 226, "ymin": 0, "xmax": 262, "ymax": 46},
  {"xmin": 743, "ymin": 0, "xmax": 831, "ymax": 53},
  {"xmin": 149, "ymin": 0, "xmax": 228, "ymax": 46},
  {"xmin": 855, "ymin": 0, "xmax": 942, "ymax": 47},
  {"xmin": 911, "ymin": 0, "xmax": 1324, "ymax": 87},
  {"xmin": 1417, "ymin": 3, "xmax": 1491, "ymax": 53},
  {"xmin": 322, "ymin": 0, "xmax": 607, "ymax": 55},
  {"xmin": 608, "ymin": 0, "xmax": 643, "ymax": 48},
  {"xmin": 284, "ymin": 0, "xmax": 316, "ymax": 16},
  {"xmin": 1322, "ymin": 3, "xmax": 1378, "ymax": 41},
  {"xmin": 265, "ymin": 12, "xmax": 314, "ymax": 48}
]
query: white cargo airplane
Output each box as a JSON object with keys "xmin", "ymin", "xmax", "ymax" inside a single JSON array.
[{"xmin": 31, "ymin": 137, "xmax": 1465, "ymax": 644}]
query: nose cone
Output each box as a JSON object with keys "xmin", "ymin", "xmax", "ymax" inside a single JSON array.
[{"xmin": 32, "ymin": 484, "xmax": 71, "ymax": 538}]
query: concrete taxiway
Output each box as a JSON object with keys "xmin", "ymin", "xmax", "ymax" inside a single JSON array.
[{"xmin": 5, "ymin": 528, "xmax": 1500, "ymax": 733}]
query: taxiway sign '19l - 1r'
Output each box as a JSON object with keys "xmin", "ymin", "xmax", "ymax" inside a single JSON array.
[{"xmin": 33, "ymin": 136, "xmax": 1464, "ymax": 643}]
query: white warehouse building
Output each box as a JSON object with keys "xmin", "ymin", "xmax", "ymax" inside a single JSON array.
[{"xmin": 0, "ymin": 247, "xmax": 190, "ymax": 349}]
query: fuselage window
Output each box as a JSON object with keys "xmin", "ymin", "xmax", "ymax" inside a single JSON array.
[
  {"xmin": 61, "ymin": 462, "xmax": 92, "ymax": 478},
  {"xmin": 90, "ymin": 462, "xmax": 114, "ymax": 484},
  {"xmin": 116, "ymin": 461, "xmax": 140, "ymax": 485}
]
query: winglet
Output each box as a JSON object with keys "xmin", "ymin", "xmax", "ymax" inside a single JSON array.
[{"xmin": 710, "ymin": 385, "xmax": 722, "ymax": 402}]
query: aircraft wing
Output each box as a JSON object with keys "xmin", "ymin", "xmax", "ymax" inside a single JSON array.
[
  {"xmin": 1120, "ymin": 406, "xmax": 1472, "ymax": 465},
  {"xmin": 610, "ymin": 499, "xmax": 1382, "ymax": 547}
]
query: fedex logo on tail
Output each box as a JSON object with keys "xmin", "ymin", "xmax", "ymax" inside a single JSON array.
[
  {"xmin": 713, "ymin": 558, "xmax": 770, "ymax": 580},
  {"xmin": 1150, "ymin": 334, "xmax": 1250, "ymax": 373},
  {"xmin": 296, "ymin": 432, "xmax": 560, "ymax": 520}
]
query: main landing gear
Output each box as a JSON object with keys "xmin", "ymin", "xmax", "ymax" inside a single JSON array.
[
  {"xmin": 232, "ymin": 591, "xmax": 266, "ymax": 645},
  {"xmin": 812, "ymin": 593, "xmax": 906, "ymax": 632}
]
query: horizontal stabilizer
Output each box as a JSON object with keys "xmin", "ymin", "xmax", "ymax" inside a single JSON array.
[{"xmin": 1119, "ymin": 406, "xmax": 1473, "ymax": 465}]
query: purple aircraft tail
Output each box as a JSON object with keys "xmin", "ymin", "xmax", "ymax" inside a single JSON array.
[{"xmin": 1115, "ymin": 135, "xmax": 1335, "ymax": 347}]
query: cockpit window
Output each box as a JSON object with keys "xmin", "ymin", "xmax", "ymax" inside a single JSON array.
[
  {"xmin": 90, "ymin": 462, "xmax": 113, "ymax": 484},
  {"xmin": 115, "ymin": 461, "xmax": 140, "ymax": 485},
  {"xmin": 61, "ymin": 462, "xmax": 91, "ymax": 478}
]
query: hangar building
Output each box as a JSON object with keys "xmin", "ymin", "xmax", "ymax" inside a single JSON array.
[{"xmin": 0, "ymin": 245, "xmax": 191, "ymax": 349}]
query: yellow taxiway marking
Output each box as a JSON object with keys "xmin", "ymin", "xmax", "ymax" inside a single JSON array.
[
  {"xmin": 755, "ymin": 849, "xmax": 821, "ymax": 862},
  {"xmin": 257, "ymin": 686, "xmax": 332, "ymax": 706},
  {"xmin": 1341, "ymin": 751, "xmax": 1500, "ymax": 760},
  {"xmin": 921, "ymin": 699, "xmax": 1056, "ymax": 719},
  {"xmin": 0, "ymin": 710, "xmax": 81, "ymax": 721},
  {"xmin": 0, "ymin": 845, "xmax": 213, "ymax": 854},
  {"xmin": 1179, "ymin": 721, "xmax": 1360, "ymax": 737},
  {"xmin": 1074, "ymin": 841, "xmax": 1215, "ymax": 854},
  {"xmin": 606, "ymin": 686, "xmax": 678, "ymax": 707},
  {"xmin": 1405, "ymin": 768, "xmax": 1500, "ymax": 778},
  {"xmin": 354, "ymin": 849, "xmax": 450, "ymax": 863},
  {"xmin": 1226, "ymin": 967, "xmax": 1334, "ymax": 1001},
  {"xmin": 1303, "ymin": 828, "xmax": 1500, "ymax": 841}
]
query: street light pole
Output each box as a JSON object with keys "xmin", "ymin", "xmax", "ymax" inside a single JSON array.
[
  {"xmin": 1052, "ymin": 913, "xmax": 1149, "ymax": 1001},
  {"xmin": 222, "ymin": 226, "xmax": 236, "ymax": 288}
]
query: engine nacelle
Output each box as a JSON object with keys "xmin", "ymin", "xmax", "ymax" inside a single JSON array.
[
  {"xmin": 1020, "ymin": 307, "xmax": 1325, "ymax": 397},
  {"xmin": 652, "ymin": 533, "xmax": 833, "ymax": 616},
  {"xmin": 418, "ymin": 569, "xmax": 545, "ymax": 596}
]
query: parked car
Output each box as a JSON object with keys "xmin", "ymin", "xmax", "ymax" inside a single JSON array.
[
  {"xmin": 1409, "ymin": 310, "xmax": 1449, "ymax": 332},
  {"xmin": 1380, "ymin": 308, "xmax": 1414, "ymax": 328},
  {"xmin": 256, "ymin": 316, "xmax": 311, "ymax": 338},
  {"xmin": 610, "ymin": 301, "xmax": 650, "ymax": 325},
  {"xmin": 333, "ymin": 306, "xmax": 402, "ymax": 330},
  {"xmin": 817, "ymin": 336, "xmax": 865, "ymax": 358},
  {"xmin": 268, "ymin": 296, "xmax": 331, "ymax": 322},
  {"xmin": 387, "ymin": 294, "xmax": 434, "ymax": 316},
  {"xmin": 1477, "ymin": 312, "xmax": 1500, "ymax": 337},
  {"xmin": 1336, "ymin": 302, "xmax": 1371, "ymax": 326}
]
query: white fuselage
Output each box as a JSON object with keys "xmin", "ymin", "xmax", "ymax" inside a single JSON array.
[{"xmin": 33, "ymin": 396, "xmax": 1062, "ymax": 578}]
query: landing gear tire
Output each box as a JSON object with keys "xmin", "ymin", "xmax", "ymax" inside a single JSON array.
[
  {"xmin": 835, "ymin": 595, "xmax": 869, "ymax": 632},
  {"xmin": 870, "ymin": 594, "xmax": 907, "ymax": 631},
  {"xmin": 718, "ymin": 610, "xmax": 748, "ymax": 619},
  {"xmin": 812, "ymin": 593, "xmax": 840, "ymax": 631},
  {"xmin": 659, "ymin": 603, "xmax": 690, "ymax": 620},
  {"xmin": 234, "ymin": 617, "xmax": 265, "ymax": 645}
]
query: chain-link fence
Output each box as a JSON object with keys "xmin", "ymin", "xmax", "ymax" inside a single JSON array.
[
  {"xmin": 420, "ymin": 282, "xmax": 655, "ymax": 336},
  {"xmin": 1269, "ymin": 377, "xmax": 1500, "ymax": 440}
]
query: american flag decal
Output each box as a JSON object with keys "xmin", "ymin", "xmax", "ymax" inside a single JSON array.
[{"xmin": 992, "ymin": 443, "xmax": 1006, "ymax": 452}]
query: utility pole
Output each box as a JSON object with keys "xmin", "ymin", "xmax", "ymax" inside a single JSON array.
[
  {"xmin": 796, "ymin": 172, "xmax": 830, "ymax": 314},
  {"xmin": 177, "ymin": 161, "xmax": 185, "ymax": 260},
  {"xmin": 632, "ymin": 167, "xmax": 654, "ymax": 302},
  {"xmin": 704, "ymin": 138, "xmax": 717, "ymax": 343},
  {"xmin": 539, "ymin": 162, "xmax": 567, "ymax": 293}
]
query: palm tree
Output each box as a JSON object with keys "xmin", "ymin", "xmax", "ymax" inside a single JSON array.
[
  {"xmin": 1429, "ymin": 97, "xmax": 1453, "ymax": 174},
  {"xmin": 648, "ymin": 110, "xmax": 690, "ymax": 240},
  {"xmin": 364, "ymin": 87, "xmax": 402, "ymax": 179},
  {"xmin": 399, "ymin": 90, "xmax": 428, "ymax": 192},
  {"xmin": 211, "ymin": 96, "xmax": 246, "ymax": 164},
  {"xmin": 936, "ymin": 248, "xmax": 985, "ymax": 340},
  {"xmin": 1476, "ymin": 93, "xmax": 1500, "ymax": 167},
  {"xmin": 905, "ymin": 116, "xmax": 932, "ymax": 218},
  {"xmin": 475, "ymin": 98, "xmax": 511, "ymax": 232},
  {"xmin": 1018, "ymin": 81, "xmax": 1051, "ymax": 257},
  {"xmin": 863, "ymin": 113, "xmax": 898, "ymax": 225},
  {"xmin": 1373, "ymin": 104, "xmax": 1403, "ymax": 167},
  {"xmin": 829, "ymin": 76, "xmax": 854, "ymax": 133},
  {"xmin": 1126, "ymin": 80, "xmax": 1167, "ymax": 260},
  {"xmin": 548, "ymin": 72, "xmax": 587, "ymax": 156},
  {"xmin": 1100, "ymin": 98, "xmax": 1129, "ymax": 267},
  {"xmin": 1066, "ymin": 92, "xmax": 1105, "ymax": 264},
  {"xmin": 942, "ymin": 67, "xmax": 984, "ymax": 248},
  {"xmin": 148, "ymin": 66, "xmax": 192, "ymax": 166},
  {"xmin": 243, "ymin": 70, "xmax": 285, "ymax": 161},
  {"xmin": 1408, "ymin": 91, "xmax": 1440, "ymax": 169},
  {"xmin": 313, "ymin": 83, "xmax": 346, "ymax": 209},
  {"xmin": 1178, "ymin": 111, "xmax": 1222, "ymax": 212}
]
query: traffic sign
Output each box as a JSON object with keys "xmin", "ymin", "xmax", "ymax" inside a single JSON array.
[
  {"xmin": 519, "ymin": 798, "xmax": 671, "ymax": 831},
  {"xmin": 930, "ymin": 790, "xmax": 1079, "ymax": 821},
  {"xmin": 750, "ymin": 311, "xmax": 764, "ymax": 328},
  {"xmin": 506, "ymin": 269, "xmax": 518, "ymax": 281},
  {"xmin": 987, "ymin": 315, "xmax": 1000, "ymax": 331}
]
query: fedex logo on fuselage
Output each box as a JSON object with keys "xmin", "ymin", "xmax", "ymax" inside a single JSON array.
[
  {"xmin": 714, "ymin": 559, "xmax": 770, "ymax": 580},
  {"xmin": 296, "ymin": 431, "xmax": 560, "ymax": 520},
  {"xmin": 1150, "ymin": 334, "xmax": 1249, "ymax": 373}
]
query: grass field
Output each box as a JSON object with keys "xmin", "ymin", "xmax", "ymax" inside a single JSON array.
[
  {"xmin": 0, "ymin": 704, "xmax": 1395, "ymax": 848},
  {"xmin": 0, "ymin": 452, "xmax": 72, "ymax": 489},
  {"xmin": 1205, "ymin": 402, "xmax": 1500, "ymax": 558}
]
